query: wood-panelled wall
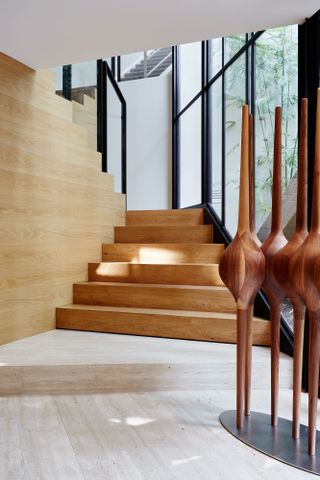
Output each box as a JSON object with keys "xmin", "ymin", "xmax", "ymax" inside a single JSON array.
[{"xmin": 0, "ymin": 53, "xmax": 125, "ymax": 345}]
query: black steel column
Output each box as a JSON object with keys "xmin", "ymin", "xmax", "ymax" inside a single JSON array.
[
  {"xmin": 62, "ymin": 65, "xmax": 72, "ymax": 101},
  {"xmin": 101, "ymin": 61, "xmax": 108, "ymax": 172},
  {"xmin": 201, "ymin": 41, "xmax": 210, "ymax": 204},
  {"xmin": 221, "ymin": 38, "xmax": 226, "ymax": 226},
  {"xmin": 172, "ymin": 46, "xmax": 180, "ymax": 208},
  {"xmin": 298, "ymin": 10, "xmax": 320, "ymax": 392}
]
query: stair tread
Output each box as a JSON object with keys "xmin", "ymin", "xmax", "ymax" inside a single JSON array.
[
  {"xmin": 90, "ymin": 261, "xmax": 219, "ymax": 266},
  {"xmin": 127, "ymin": 208, "xmax": 203, "ymax": 213},
  {"xmin": 58, "ymin": 303, "xmax": 266, "ymax": 321},
  {"xmin": 102, "ymin": 243, "xmax": 223, "ymax": 247},
  {"xmin": 75, "ymin": 281, "xmax": 228, "ymax": 291}
]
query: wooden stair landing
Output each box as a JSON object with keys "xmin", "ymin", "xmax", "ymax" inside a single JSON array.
[{"xmin": 56, "ymin": 208, "xmax": 270, "ymax": 346}]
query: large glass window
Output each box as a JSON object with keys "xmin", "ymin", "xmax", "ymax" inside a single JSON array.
[
  {"xmin": 175, "ymin": 24, "xmax": 298, "ymax": 247},
  {"xmin": 179, "ymin": 99, "xmax": 202, "ymax": 207},
  {"xmin": 209, "ymin": 77, "xmax": 223, "ymax": 218},
  {"xmin": 255, "ymin": 26, "xmax": 298, "ymax": 237},
  {"xmin": 179, "ymin": 42, "xmax": 202, "ymax": 110},
  {"xmin": 224, "ymin": 52, "xmax": 246, "ymax": 235}
]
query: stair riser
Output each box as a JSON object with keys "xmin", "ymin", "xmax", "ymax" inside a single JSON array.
[
  {"xmin": 102, "ymin": 244, "xmax": 224, "ymax": 264},
  {"xmin": 73, "ymin": 284, "xmax": 236, "ymax": 313},
  {"xmin": 88, "ymin": 263, "xmax": 223, "ymax": 286},
  {"xmin": 126, "ymin": 209, "xmax": 204, "ymax": 226},
  {"xmin": 115, "ymin": 226, "xmax": 213, "ymax": 244},
  {"xmin": 56, "ymin": 308, "xmax": 270, "ymax": 346}
]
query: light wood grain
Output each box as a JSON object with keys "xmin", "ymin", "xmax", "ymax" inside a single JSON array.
[
  {"xmin": 0, "ymin": 53, "xmax": 72, "ymax": 121},
  {"xmin": 115, "ymin": 225, "xmax": 213, "ymax": 244},
  {"xmin": 126, "ymin": 208, "xmax": 204, "ymax": 225},
  {"xmin": 56, "ymin": 304, "xmax": 270, "ymax": 345},
  {"xmin": 0, "ymin": 53, "xmax": 125, "ymax": 345},
  {"xmin": 88, "ymin": 262, "xmax": 223, "ymax": 286},
  {"xmin": 102, "ymin": 243, "xmax": 224, "ymax": 264},
  {"xmin": 73, "ymin": 282, "xmax": 236, "ymax": 313}
]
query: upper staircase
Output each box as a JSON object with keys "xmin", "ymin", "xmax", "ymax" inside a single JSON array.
[
  {"xmin": 56, "ymin": 208, "xmax": 270, "ymax": 345},
  {"xmin": 122, "ymin": 47, "xmax": 172, "ymax": 81}
]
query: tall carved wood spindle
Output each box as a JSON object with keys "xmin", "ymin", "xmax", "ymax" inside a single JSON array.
[
  {"xmin": 290, "ymin": 88, "xmax": 320, "ymax": 456},
  {"xmin": 273, "ymin": 99, "xmax": 308, "ymax": 439},
  {"xmin": 219, "ymin": 105, "xmax": 265, "ymax": 429},
  {"xmin": 245, "ymin": 113, "xmax": 262, "ymax": 417},
  {"xmin": 261, "ymin": 106, "xmax": 287, "ymax": 427}
]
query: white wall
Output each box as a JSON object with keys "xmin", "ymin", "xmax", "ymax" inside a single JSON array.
[{"xmin": 120, "ymin": 75, "xmax": 172, "ymax": 210}]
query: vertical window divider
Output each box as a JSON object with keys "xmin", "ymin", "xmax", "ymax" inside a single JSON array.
[
  {"xmin": 201, "ymin": 41, "xmax": 209, "ymax": 204},
  {"xmin": 207, "ymin": 40, "xmax": 213, "ymax": 207},
  {"xmin": 172, "ymin": 46, "xmax": 180, "ymax": 209},
  {"xmin": 221, "ymin": 38, "xmax": 226, "ymax": 226}
]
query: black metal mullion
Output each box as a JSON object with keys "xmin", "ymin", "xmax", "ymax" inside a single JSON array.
[
  {"xmin": 117, "ymin": 56, "xmax": 121, "ymax": 82},
  {"xmin": 221, "ymin": 38, "xmax": 226, "ymax": 226},
  {"xmin": 176, "ymin": 31, "xmax": 264, "ymax": 121},
  {"xmin": 62, "ymin": 64, "xmax": 72, "ymax": 101},
  {"xmin": 201, "ymin": 41, "xmax": 208, "ymax": 204},
  {"xmin": 206, "ymin": 40, "xmax": 212, "ymax": 207},
  {"xmin": 251, "ymin": 35, "xmax": 256, "ymax": 221},
  {"xmin": 121, "ymin": 101, "xmax": 127, "ymax": 195},
  {"xmin": 298, "ymin": 10, "xmax": 320, "ymax": 392},
  {"xmin": 101, "ymin": 61, "xmax": 107, "ymax": 173},
  {"xmin": 97, "ymin": 60, "xmax": 103, "ymax": 154},
  {"xmin": 172, "ymin": 46, "xmax": 180, "ymax": 208}
]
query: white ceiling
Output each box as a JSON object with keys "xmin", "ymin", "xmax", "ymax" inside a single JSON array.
[{"xmin": 1, "ymin": 0, "xmax": 319, "ymax": 69}]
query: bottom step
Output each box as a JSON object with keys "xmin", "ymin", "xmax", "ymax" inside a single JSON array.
[{"xmin": 56, "ymin": 305, "xmax": 270, "ymax": 346}]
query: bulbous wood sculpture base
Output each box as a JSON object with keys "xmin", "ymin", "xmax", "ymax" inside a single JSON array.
[{"xmin": 220, "ymin": 411, "xmax": 320, "ymax": 476}]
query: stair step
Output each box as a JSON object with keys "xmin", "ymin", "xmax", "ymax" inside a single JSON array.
[
  {"xmin": 82, "ymin": 93, "xmax": 96, "ymax": 109},
  {"xmin": 126, "ymin": 208, "xmax": 204, "ymax": 225},
  {"xmin": 73, "ymin": 282, "xmax": 235, "ymax": 313},
  {"xmin": 88, "ymin": 262, "xmax": 223, "ymax": 286},
  {"xmin": 56, "ymin": 304, "xmax": 270, "ymax": 346},
  {"xmin": 102, "ymin": 243, "xmax": 224, "ymax": 264},
  {"xmin": 115, "ymin": 225, "xmax": 213, "ymax": 244}
]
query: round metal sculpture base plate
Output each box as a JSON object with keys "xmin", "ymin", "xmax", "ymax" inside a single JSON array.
[{"xmin": 220, "ymin": 410, "xmax": 320, "ymax": 476}]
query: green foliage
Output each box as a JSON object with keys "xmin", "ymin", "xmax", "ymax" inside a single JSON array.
[{"xmin": 224, "ymin": 26, "xmax": 298, "ymax": 226}]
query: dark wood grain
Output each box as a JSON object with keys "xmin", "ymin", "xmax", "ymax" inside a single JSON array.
[
  {"xmin": 219, "ymin": 105, "xmax": 265, "ymax": 429},
  {"xmin": 273, "ymin": 99, "xmax": 308, "ymax": 439},
  {"xmin": 290, "ymin": 88, "xmax": 320, "ymax": 456},
  {"xmin": 261, "ymin": 106, "xmax": 287, "ymax": 427}
]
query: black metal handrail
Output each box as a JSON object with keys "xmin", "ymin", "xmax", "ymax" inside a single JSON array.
[{"xmin": 97, "ymin": 60, "xmax": 127, "ymax": 195}]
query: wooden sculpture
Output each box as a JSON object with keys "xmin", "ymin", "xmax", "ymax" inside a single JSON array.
[
  {"xmin": 273, "ymin": 99, "xmax": 308, "ymax": 439},
  {"xmin": 261, "ymin": 107, "xmax": 287, "ymax": 427},
  {"xmin": 219, "ymin": 105, "xmax": 265, "ymax": 429},
  {"xmin": 245, "ymin": 114, "xmax": 262, "ymax": 417},
  {"xmin": 290, "ymin": 88, "xmax": 320, "ymax": 456}
]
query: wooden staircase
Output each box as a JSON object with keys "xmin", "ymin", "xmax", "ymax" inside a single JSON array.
[{"xmin": 56, "ymin": 208, "xmax": 271, "ymax": 345}]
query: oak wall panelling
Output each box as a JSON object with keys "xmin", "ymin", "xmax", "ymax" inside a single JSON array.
[{"xmin": 0, "ymin": 52, "xmax": 125, "ymax": 345}]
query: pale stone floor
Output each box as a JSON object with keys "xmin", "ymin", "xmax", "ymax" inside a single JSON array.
[{"xmin": 0, "ymin": 330, "xmax": 316, "ymax": 479}]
